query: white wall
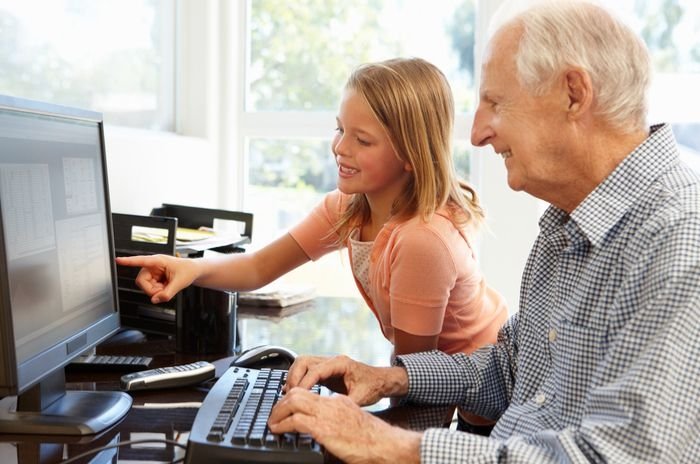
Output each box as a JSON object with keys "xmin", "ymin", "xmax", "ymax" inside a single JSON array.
[
  {"xmin": 472, "ymin": 0, "xmax": 540, "ymax": 313},
  {"xmin": 105, "ymin": 127, "xmax": 219, "ymax": 215},
  {"xmin": 477, "ymin": 154, "xmax": 540, "ymax": 313},
  {"xmin": 105, "ymin": 0, "xmax": 223, "ymax": 216}
]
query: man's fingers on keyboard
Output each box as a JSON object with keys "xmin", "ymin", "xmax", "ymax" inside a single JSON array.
[
  {"xmin": 299, "ymin": 355, "xmax": 355, "ymax": 390},
  {"xmin": 284, "ymin": 357, "xmax": 313, "ymax": 389},
  {"xmin": 287, "ymin": 356, "xmax": 329, "ymax": 390},
  {"xmin": 268, "ymin": 388, "xmax": 318, "ymax": 433}
]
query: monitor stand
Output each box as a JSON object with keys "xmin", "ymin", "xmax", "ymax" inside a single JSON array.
[{"xmin": 0, "ymin": 369, "xmax": 132, "ymax": 435}]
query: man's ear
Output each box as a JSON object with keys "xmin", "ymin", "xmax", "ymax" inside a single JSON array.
[{"xmin": 565, "ymin": 68, "xmax": 593, "ymax": 120}]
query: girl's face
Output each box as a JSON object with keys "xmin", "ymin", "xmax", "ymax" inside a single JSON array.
[{"xmin": 332, "ymin": 89, "xmax": 412, "ymax": 206}]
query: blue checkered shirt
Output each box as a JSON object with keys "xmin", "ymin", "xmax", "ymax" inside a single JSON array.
[{"xmin": 397, "ymin": 124, "xmax": 700, "ymax": 463}]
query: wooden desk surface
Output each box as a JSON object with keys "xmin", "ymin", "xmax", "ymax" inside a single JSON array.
[{"xmin": 0, "ymin": 296, "xmax": 449, "ymax": 463}]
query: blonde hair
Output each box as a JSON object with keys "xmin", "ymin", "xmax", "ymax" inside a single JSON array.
[
  {"xmin": 333, "ymin": 57, "xmax": 484, "ymax": 243},
  {"xmin": 513, "ymin": 1, "xmax": 650, "ymax": 132}
]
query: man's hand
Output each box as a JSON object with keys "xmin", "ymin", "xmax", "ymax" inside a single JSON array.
[
  {"xmin": 284, "ymin": 355, "xmax": 409, "ymax": 406},
  {"xmin": 268, "ymin": 388, "xmax": 421, "ymax": 464}
]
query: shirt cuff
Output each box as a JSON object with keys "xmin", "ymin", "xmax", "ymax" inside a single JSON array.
[{"xmin": 395, "ymin": 350, "xmax": 468, "ymax": 405}]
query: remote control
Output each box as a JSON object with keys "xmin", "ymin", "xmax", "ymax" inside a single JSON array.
[
  {"xmin": 67, "ymin": 354, "xmax": 153, "ymax": 372},
  {"xmin": 120, "ymin": 361, "xmax": 216, "ymax": 391}
]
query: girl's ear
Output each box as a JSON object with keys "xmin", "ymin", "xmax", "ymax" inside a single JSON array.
[{"xmin": 404, "ymin": 161, "xmax": 413, "ymax": 172}]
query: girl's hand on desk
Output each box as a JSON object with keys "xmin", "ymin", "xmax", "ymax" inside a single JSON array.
[
  {"xmin": 284, "ymin": 355, "xmax": 409, "ymax": 407},
  {"xmin": 116, "ymin": 254, "xmax": 201, "ymax": 304}
]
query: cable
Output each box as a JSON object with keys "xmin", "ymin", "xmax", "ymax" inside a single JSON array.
[{"xmin": 60, "ymin": 438, "xmax": 187, "ymax": 464}]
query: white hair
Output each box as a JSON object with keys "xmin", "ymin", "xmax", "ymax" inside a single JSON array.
[{"xmin": 496, "ymin": 0, "xmax": 651, "ymax": 132}]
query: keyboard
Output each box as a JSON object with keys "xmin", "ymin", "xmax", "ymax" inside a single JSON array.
[
  {"xmin": 66, "ymin": 354, "xmax": 153, "ymax": 372},
  {"xmin": 185, "ymin": 366, "xmax": 328, "ymax": 463}
]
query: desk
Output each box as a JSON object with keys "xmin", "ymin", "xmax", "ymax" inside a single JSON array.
[
  {"xmin": 237, "ymin": 296, "xmax": 394, "ymax": 366},
  {"xmin": 0, "ymin": 297, "xmax": 451, "ymax": 463}
]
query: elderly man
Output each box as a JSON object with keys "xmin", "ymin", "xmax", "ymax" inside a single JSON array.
[{"xmin": 268, "ymin": 1, "xmax": 700, "ymax": 462}]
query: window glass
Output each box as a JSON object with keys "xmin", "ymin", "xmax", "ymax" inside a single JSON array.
[
  {"xmin": 245, "ymin": 0, "xmax": 477, "ymax": 228},
  {"xmin": 0, "ymin": 0, "xmax": 174, "ymax": 130},
  {"xmin": 247, "ymin": 0, "xmax": 476, "ymax": 113},
  {"xmin": 611, "ymin": 1, "xmax": 700, "ymax": 170},
  {"xmin": 613, "ymin": 0, "xmax": 700, "ymax": 74},
  {"xmin": 247, "ymin": 138, "xmax": 334, "ymax": 244},
  {"xmin": 454, "ymin": 141, "xmax": 472, "ymax": 182}
]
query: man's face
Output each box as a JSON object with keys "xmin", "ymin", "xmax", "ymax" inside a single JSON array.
[{"xmin": 471, "ymin": 25, "xmax": 572, "ymax": 201}]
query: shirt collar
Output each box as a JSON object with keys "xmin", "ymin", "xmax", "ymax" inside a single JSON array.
[{"xmin": 541, "ymin": 124, "xmax": 679, "ymax": 247}]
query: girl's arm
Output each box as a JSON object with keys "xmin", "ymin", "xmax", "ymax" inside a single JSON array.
[
  {"xmin": 117, "ymin": 232, "xmax": 310, "ymax": 303},
  {"xmin": 393, "ymin": 328, "xmax": 439, "ymax": 356},
  {"xmin": 194, "ymin": 233, "xmax": 310, "ymax": 291}
]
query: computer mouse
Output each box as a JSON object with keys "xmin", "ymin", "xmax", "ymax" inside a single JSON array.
[
  {"xmin": 100, "ymin": 328, "xmax": 147, "ymax": 347},
  {"xmin": 229, "ymin": 344, "xmax": 298, "ymax": 370}
]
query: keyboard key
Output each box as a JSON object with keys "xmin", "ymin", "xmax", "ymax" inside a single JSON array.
[
  {"xmin": 298, "ymin": 433, "xmax": 314, "ymax": 449},
  {"xmin": 281, "ymin": 433, "xmax": 297, "ymax": 449}
]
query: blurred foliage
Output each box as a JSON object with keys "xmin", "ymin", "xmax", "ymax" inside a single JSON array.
[
  {"xmin": 249, "ymin": 0, "xmax": 391, "ymax": 111},
  {"xmin": 248, "ymin": 0, "xmax": 477, "ymax": 190},
  {"xmin": 448, "ymin": 0, "xmax": 476, "ymax": 86},
  {"xmin": 248, "ymin": 0, "xmax": 700, "ymax": 193},
  {"xmin": 249, "ymin": 138, "xmax": 338, "ymax": 191},
  {"xmin": 0, "ymin": 13, "xmax": 87, "ymax": 106},
  {"xmin": 0, "ymin": 0, "xmax": 163, "ymax": 128},
  {"xmin": 635, "ymin": 0, "xmax": 700, "ymax": 72},
  {"xmin": 2, "ymin": 0, "xmax": 697, "ymax": 184}
]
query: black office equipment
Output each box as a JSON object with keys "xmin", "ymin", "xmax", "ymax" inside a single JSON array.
[
  {"xmin": 0, "ymin": 94, "xmax": 132, "ymax": 435},
  {"xmin": 113, "ymin": 213, "xmax": 179, "ymax": 336},
  {"xmin": 185, "ymin": 367, "xmax": 326, "ymax": 463},
  {"xmin": 150, "ymin": 203, "xmax": 253, "ymax": 255},
  {"xmin": 113, "ymin": 206, "xmax": 253, "ymax": 355}
]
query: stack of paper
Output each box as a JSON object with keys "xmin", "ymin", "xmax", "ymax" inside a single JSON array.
[
  {"xmin": 130, "ymin": 226, "xmax": 247, "ymax": 255},
  {"xmin": 238, "ymin": 283, "xmax": 316, "ymax": 308}
]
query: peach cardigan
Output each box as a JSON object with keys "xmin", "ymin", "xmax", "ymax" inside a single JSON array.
[{"xmin": 289, "ymin": 190, "xmax": 508, "ymax": 355}]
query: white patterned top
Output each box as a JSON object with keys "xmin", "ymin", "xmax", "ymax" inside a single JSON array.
[{"xmin": 349, "ymin": 228, "xmax": 373, "ymax": 297}]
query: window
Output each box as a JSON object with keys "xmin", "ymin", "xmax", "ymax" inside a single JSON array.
[
  {"xmin": 610, "ymin": 0, "xmax": 700, "ymax": 172},
  {"xmin": 0, "ymin": 0, "xmax": 175, "ymax": 130},
  {"xmin": 239, "ymin": 0, "xmax": 478, "ymax": 296},
  {"xmin": 234, "ymin": 0, "xmax": 700, "ymax": 303}
]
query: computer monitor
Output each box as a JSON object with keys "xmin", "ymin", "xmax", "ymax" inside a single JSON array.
[{"xmin": 0, "ymin": 95, "xmax": 131, "ymax": 435}]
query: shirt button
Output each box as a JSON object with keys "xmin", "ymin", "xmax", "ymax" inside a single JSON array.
[
  {"xmin": 535, "ymin": 393, "xmax": 546, "ymax": 405},
  {"xmin": 548, "ymin": 328, "xmax": 557, "ymax": 342}
]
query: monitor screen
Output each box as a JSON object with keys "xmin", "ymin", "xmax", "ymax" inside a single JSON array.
[{"xmin": 0, "ymin": 95, "xmax": 131, "ymax": 435}]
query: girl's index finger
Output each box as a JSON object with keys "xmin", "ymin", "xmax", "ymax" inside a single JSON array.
[{"xmin": 115, "ymin": 255, "xmax": 159, "ymax": 267}]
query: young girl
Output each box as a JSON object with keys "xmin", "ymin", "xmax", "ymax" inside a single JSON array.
[{"xmin": 117, "ymin": 57, "xmax": 507, "ymax": 433}]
